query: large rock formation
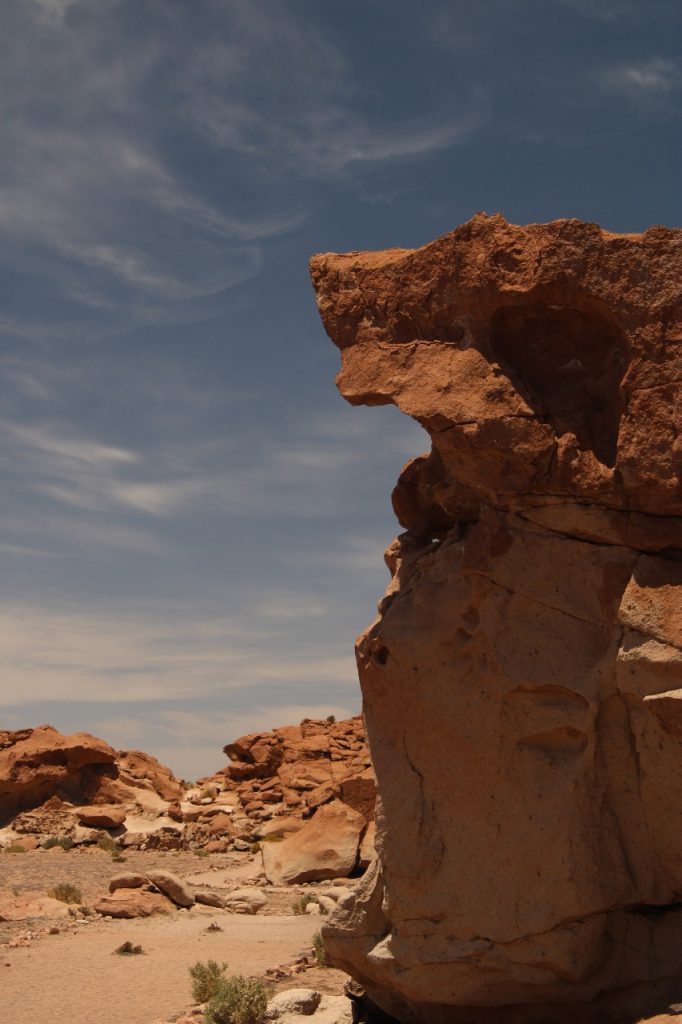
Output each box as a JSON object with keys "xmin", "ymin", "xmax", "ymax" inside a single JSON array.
[
  {"xmin": 0, "ymin": 725, "xmax": 182, "ymax": 832},
  {"xmin": 310, "ymin": 214, "xmax": 682, "ymax": 1023}
]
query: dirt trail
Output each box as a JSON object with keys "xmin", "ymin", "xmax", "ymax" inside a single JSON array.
[{"xmin": 3, "ymin": 912, "xmax": 317, "ymax": 1024}]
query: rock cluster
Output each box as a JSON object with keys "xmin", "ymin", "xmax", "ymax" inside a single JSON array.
[
  {"xmin": 0, "ymin": 718, "xmax": 375, "ymax": 881},
  {"xmin": 311, "ymin": 215, "xmax": 682, "ymax": 1023}
]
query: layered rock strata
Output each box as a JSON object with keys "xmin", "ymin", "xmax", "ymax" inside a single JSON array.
[{"xmin": 310, "ymin": 214, "xmax": 682, "ymax": 1023}]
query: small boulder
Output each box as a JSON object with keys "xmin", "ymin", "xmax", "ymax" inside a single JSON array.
[
  {"xmin": 76, "ymin": 805, "xmax": 126, "ymax": 829},
  {"xmin": 223, "ymin": 887, "xmax": 267, "ymax": 914},
  {"xmin": 264, "ymin": 988, "xmax": 322, "ymax": 1019},
  {"xmin": 94, "ymin": 890, "xmax": 173, "ymax": 918},
  {"xmin": 109, "ymin": 872, "xmax": 149, "ymax": 893},
  {"xmin": 147, "ymin": 870, "xmax": 194, "ymax": 908},
  {"xmin": 194, "ymin": 890, "xmax": 226, "ymax": 908}
]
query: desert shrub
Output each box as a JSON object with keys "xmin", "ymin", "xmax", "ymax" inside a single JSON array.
[
  {"xmin": 326, "ymin": 714, "xmax": 336, "ymax": 724},
  {"xmin": 42, "ymin": 835, "xmax": 74, "ymax": 851},
  {"xmin": 312, "ymin": 930, "xmax": 328, "ymax": 967},
  {"xmin": 249, "ymin": 842, "xmax": 261, "ymax": 855},
  {"xmin": 194, "ymin": 847, "xmax": 209, "ymax": 858},
  {"xmin": 189, "ymin": 959, "xmax": 228, "ymax": 1003},
  {"xmin": 205, "ymin": 922, "xmax": 223, "ymax": 933},
  {"xmin": 3, "ymin": 843, "xmax": 27, "ymax": 853},
  {"xmin": 115, "ymin": 940, "xmax": 144, "ymax": 955},
  {"xmin": 205, "ymin": 976, "xmax": 267, "ymax": 1024},
  {"xmin": 291, "ymin": 893, "xmax": 317, "ymax": 916},
  {"xmin": 96, "ymin": 833, "xmax": 118, "ymax": 853},
  {"xmin": 200, "ymin": 787, "xmax": 217, "ymax": 801},
  {"xmin": 49, "ymin": 882, "xmax": 82, "ymax": 904},
  {"xmin": 258, "ymin": 834, "xmax": 283, "ymax": 844},
  {"xmin": 111, "ymin": 852, "xmax": 127, "ymax": 863}
]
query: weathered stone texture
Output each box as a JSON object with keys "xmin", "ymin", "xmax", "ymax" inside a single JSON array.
[{"xmin": 310, "ymin": 214, "xmax": 682, "ymax": 1023}]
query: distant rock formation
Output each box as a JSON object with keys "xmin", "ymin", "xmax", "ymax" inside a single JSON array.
[
  {"xmin": 311, "ymin": 215, "xmax": 682, "ymax": 1023},
  {"xmin": 0, "ymin": 717, "xmax": 375, "ymax": 877}
]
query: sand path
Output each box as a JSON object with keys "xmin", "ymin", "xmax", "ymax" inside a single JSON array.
[{"xmin": 3, "ymin": 911, "xmax": 317, "ymax": 1024}]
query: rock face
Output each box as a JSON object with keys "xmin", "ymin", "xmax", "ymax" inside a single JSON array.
[
  {"xmin": 0, "ymin": 725, "xmax": 183, "ymax": 836},
  {"xmin": 0, "ymin": 725, "xmax": 117, "ymax": 824},
  {"xmin": 310, "ymin": 215, "xmax": 682, "ymax": 1023}
]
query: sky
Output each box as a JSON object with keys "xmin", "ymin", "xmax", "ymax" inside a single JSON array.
[{"xmin": 0, "ymin": 0, "xmax": 680, "ymax": 779}]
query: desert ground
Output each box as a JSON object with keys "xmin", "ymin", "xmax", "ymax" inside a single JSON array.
[{"xmin": 1, "ymin": 846, "xmax": 350, "ymax": 1024}]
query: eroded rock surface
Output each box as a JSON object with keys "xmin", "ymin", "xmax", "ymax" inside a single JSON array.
[{"xmin": 310, "ymin": 214, "xmax": 682, "ymax": 1023}]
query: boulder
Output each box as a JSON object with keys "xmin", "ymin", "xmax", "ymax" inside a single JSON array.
[
  {"xmin": 146, "ymin": 869, "xmax": 194, "ymax": 908},
  {"xmin": 223, "ymin": 887, "xmax": 267, "ymax": 914},
  {"xmin": 264, "ymin": 989, "xmax": 322, "ymax": 1019},
  {"xmin": 76, "ymin": 805, "xmax": 126, "ymax": 828},
  {"xmin": 94, "ymin": 890, "xmax": 174, "ymax": 918},
  {"xmin": 0, "ymin": 893, "xmax": 71, "ymax": 922},
  {"xmin": 262, "ymin": 800, "xmax": 364, "ymax": 884},
  {"xmin": 311, "ymin": 215, "xmax": 682, "ymax": 1023},
  {"xmin": 194, "ymin": 890, "xmax": 227, "ymax": 908},
  {"xmin": 108, "ymin": 872, "xmax": 149, "ymax": 893}
]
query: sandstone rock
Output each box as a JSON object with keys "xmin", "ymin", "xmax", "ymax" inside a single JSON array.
[
  {"xmin": 223, "ymin": 887, "xmax": 267, "ymax": 914},
  {"xmin": 108, "ymin": 872, "xmax": 149, "ymax": 893},
  {"xmin": 0, "ymin": 893, "xmax": 71, "ymax": 922},
  {"xmin": 311, "ymin": 215, "xmax": 682, "ymax": 1023},
  {"xmin": 0, "ymin": 725, "xmax": 117, "ymax": 825},
  {"xmin": 264, "ymin": 988, "xmax": 322, "ymax": 1019},
  {"xmin": 257, "ymin": 816, "xmax": 304, "ymax": 840},
  {"xmin": 76, "ymin": 804, "xmax": 126, "ymax": 828},
  {"xmin": 116, "ymin": 749, "xmax": 183, "ymax": 802},
  {"xmin": 94, "ymin": 890, "xmax": 173, "ymax": 918},
  {"xmin": 194, "ymin": 890, "xmax": 226, "ymax": 909},
  {"xmin": 358, "ymin": 822, "xmax": 376, "ymax": 869},
  {"xmin": 147, "ymin": 870, "xmax": 194, "ymax": 908},
  {"xmin": 262, "ymin": 800, "xmax": 364, "ymax": 885}
]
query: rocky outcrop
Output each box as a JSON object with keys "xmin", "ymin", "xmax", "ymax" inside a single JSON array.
[
  {"xmin": 217, "ymin": 716, "xmax": 373, "ymax": 822},
  {"xmin": 0, "ymin": 725, "xmax": 183, "ymax": 834},
  {"xmin": 310, "ymin": 215, "xmax": 682, "ymax": 1023},
  {"xmin": 0, "ymin": 719, "xmax": 375, "ymax": 870},
  {"xmin": 0, "ymin": 725, "xmax": 118, "ymax": 824}
]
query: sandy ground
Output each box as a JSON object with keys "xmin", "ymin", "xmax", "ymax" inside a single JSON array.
[
  {"xmin": 0, "ymin": 847, "xmax": 348, "ymax": 1024},
  {"xmin": 3, "ymin": 911, "xmax": 319, "ymax": 1024}
]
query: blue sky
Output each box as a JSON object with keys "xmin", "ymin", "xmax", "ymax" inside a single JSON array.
[{"xmin": 1, "ymin": 0, "xmax": 680, "ymax": 778}]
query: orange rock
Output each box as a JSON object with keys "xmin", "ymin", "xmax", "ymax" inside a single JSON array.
[
  {"xmin": 311, "ymin": 215, "xmax": 682, "ymax": 1023},
  {"xmin": 94, "ymin": 890, "xmax": 173, "ymax": 918},
  {"xmin": 261, "ymin": 799, "xmax": 364, "ymax": 884}
]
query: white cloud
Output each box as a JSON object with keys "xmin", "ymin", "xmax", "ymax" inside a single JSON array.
[
  {"xmin": 599, "ymin": 58, "xmax": 679, "ymax": 99},
  {"xmin": 0, "ymin": 602, "xmax": 357, "ymax": 707}
]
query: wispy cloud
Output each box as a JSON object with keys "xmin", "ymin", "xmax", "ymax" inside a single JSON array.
[
  {"xmin": 599, "ymin": 58, "xmax": 680, "ymax": 98},
  {"xmin": 0, "ymin": 601, "xmax": 357, "ymax": 706}
]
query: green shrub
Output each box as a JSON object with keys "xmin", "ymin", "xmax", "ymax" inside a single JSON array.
[
  {"xmin": 96, "ymin": 833, "xmax": 118, "ymax": 853},
  {"xmin": 189, "ymin": 959, "xmax": 228, "ymax": 1003},
  {"xmin": 312, "ymin": 930, "xmax": 328, "ymax": 967},
  {"xmin": 200, "ymin": 787, "xmax": 217, "ymax": 801},
  {"xmin": 115, "ymin": 940, "xmax": 144, "ymax": 955},
  {"xmin": 42, "ymin": 835, "xmax": 74, "ymax": 851},
  {"xmin": 3, "ymin": 843, "xmax": 27, "ymax": 853},
  {"xmin": 48, "ymin": 882, "xmax": 82, "ymax": 904},
  {"xmin": 194, "ymin": 847, "xmax": 209, "ymax": 858},
  {"xmin": 111, "ymin": 852, "xmax": 127, "ymax": 863},
  {"xmin": 205, "ymin": 976, "xmax": 267, "ymax": 1024},
  {"xmin": 258, "ymin": 834, "xmax": 283, "ymax": 844},
  {"xmin": 291, "ymin": 893, "xmax": 317, "ymax": 916}
]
